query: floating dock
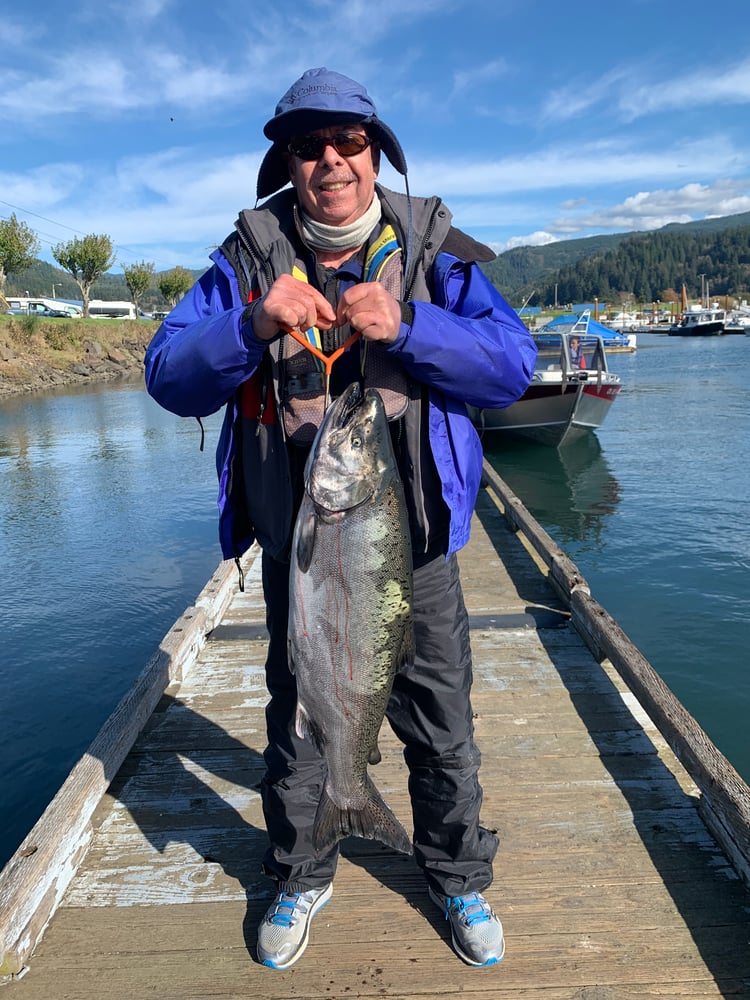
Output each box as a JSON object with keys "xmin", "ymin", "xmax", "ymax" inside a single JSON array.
[{"xmin": 2, "ymin": 462, "xmax": 750, "ymax": 997}]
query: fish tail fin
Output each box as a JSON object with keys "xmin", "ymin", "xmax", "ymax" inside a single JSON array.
[{"xmin": 313, "ymin": 779, "xmax": 413, "ymax": 856}]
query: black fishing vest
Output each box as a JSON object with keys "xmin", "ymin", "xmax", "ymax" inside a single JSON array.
[{"xmin": 219, "ymin": 185, "xmax": 486, "ymax": 562}]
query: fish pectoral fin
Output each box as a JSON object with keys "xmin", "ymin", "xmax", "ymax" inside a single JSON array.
[
  {"xmin": 295, "ymin": 702, "xmax": 325, "ymax": 753},
  {"xmin": 368, "ymin": 743, "xmax": 382, "ymax": 765},
  {"xmin": 295, "ymin": 503, "xmax": 318, "ymax": 573}
]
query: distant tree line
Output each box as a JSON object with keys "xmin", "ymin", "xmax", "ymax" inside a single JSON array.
[
  {"xmin": 481, "ymin": 233, "xmax": 630, "ymax": 301},
  {"xmin": 0, "ymin": 214, "xmax": 198, "ymax": 317},
  {"xmin": 478, "ymin": 213, "xmax": 750, "ymax": 307},
  {"xmin": 537, "ymin": 225, "xmax": 750, "ymax": 307}
]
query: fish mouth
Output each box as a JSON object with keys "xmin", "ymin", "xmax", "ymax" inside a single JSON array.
[{"xmin": 335, "ymin": 381, "xmax": 364, "ymax": 427}]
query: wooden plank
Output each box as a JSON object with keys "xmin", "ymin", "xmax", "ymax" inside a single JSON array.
[
  {"xmin": 481, "ymin": 460, "xmax": 750, "ymax": 891},
  {"xmin": 9, "ymin": 900, "xmax": 750, "ymax": 999}
]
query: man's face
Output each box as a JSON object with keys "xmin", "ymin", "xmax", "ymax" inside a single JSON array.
[{"xmin": 288, "ymin": 125, "xmax": 379, "ymax": 227}]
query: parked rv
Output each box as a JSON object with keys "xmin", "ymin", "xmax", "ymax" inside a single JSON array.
[{"xmin": 87, "ymin": 300, "xmax": 137, "ymax": 319}]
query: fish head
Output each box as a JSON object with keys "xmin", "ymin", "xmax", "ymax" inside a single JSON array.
[{"xmin": 305, "ymin": 382, "xmax": 395, "ymax": 513}]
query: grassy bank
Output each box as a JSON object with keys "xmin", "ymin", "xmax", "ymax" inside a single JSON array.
[{"xmin": 0, "ymin": 315, "xmax": 158, "ymax": 395}]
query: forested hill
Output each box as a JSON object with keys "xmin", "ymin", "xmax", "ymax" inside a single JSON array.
[{"xmin": 481, "ymin": 210, "xmax": 750, "ymax": 305}]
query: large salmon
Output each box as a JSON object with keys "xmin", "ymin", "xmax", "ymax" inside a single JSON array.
[{"xmin": 288, "ymin": 381, "xmax": 414, "ymax": 856}]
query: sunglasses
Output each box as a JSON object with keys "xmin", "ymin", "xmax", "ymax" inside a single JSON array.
[{"xmin": 288, "ymin": 131, "xmax": 372, "ymax": 161}]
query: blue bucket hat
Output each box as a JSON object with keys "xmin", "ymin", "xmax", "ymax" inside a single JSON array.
[{"xmin": 256, "ymin": 67, "xmax": 408, "ymax": 200}]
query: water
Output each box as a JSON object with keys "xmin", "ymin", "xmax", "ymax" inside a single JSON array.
[
  {"xmin": 484, "ymin": 332, "xmax": 750, "ymax": 782},
  {"xmin": 1, "ymin": 336, "xmax": 749, "ymax": 869},
  {"xmin": 0, "ymin": 380, "xmax": 224, "ymax": 868}
]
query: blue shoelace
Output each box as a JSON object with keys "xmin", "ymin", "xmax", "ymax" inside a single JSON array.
[
  {"xmin": 447, "ymin": 893, "xmax": 491, "ymax": 926},
  {"xmin": 269, "ymin": 892, "xmax": 309, "ymax": 927}
]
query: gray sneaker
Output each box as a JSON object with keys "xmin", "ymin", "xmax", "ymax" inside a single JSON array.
[
  {"xmin": 257, "ymin": 884, "xmax": 333, "ymax": 969},
  {"xmin": 429, "ymin": 887, "xmax": 505, "ymax": 966}
]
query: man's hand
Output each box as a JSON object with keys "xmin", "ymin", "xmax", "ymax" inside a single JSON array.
[
  {"xmin": 251, "ymin": 273, "xmax": 336, "ymax": 342},
  {"xmin": 336, "ymin": 282, "xmax": 402, "ymax": 344}
]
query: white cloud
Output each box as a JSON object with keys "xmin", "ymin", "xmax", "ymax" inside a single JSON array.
[
  {"xmin": 542, "ymin": 67, "xmax": 626, "ymax": 123},
  {"xmin": 0, "ymin": 48, "xmax": 248, "ymax": 121},
  {"xmin": 619, "ymin": 56, "xmax": 750, "ymax": 119},
  {"xmin": 493, "ymin": 230, "xmax": 560, "ymax": 253},
  {"xmin": 541, "ymin": 56, "xmax": 750, "ymax": 125},
  {"xmin": 0, "ymin": 164, "xmax": 85, "ymax": 213},
  {"xmin": 411, "ymin": 135, "xmax": 748, "ymax": 198},
  {"xmin": 550, "ymin": 181, "xmax": 750, "ymax": 235},
  {"xmin": 11, "ymin": 148, "xmax": 265, "ymax": 267},
  {"xmin": 452, "ymin": 59, "xmax": 509, "ymax": 95},
  {"xmin": 123, "ymin": 0, "xmax": 173, "ymax": 17},
  {"xmin": 0, "ymin": 15, "xmax": 26, "ymax": 45}
]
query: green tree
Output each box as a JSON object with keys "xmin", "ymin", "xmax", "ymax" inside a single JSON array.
[
  {"xmin": 0, "ymin": 214, "xmax": 41, "ymax": 296},
  {"xmin": 123, "ymin": 260, "xmax": 155, "ymax": 319},
  {"xmin": 52, "ymin": 234, "xmax": 115, "ymax": 317},
  {"xmin": 158, "ymin": 266, "xmax": 194, "ymax": 307}
]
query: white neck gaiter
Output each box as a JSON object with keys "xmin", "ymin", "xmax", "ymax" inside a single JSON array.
[{"xmin": 299, "ymin": 196, "xmax": 381, "ymax": 251}]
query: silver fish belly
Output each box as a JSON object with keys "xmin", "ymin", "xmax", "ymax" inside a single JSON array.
[{"xmin": 288, "ymin": 382, "xmax": 414, "ymax": 856}]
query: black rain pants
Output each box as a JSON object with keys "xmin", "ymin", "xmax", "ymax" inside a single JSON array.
[{"xmin": 259, "ymin": 545, "xmax": 498, "ymax": 898}]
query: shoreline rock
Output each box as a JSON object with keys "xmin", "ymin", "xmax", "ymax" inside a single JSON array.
[{"xmin": 0, "ymin": 322, "xmax": 153, "ymax": 397}]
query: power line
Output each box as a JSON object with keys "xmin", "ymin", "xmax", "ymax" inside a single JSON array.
[
  {"xmin": 0, "ymin": 199, "xmax": 81, "ymax": 236},
  {"xmin": 0, "ymin": 200, "xmax": 175, "ymax": 269}
]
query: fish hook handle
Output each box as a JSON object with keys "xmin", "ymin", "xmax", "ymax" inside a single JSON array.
[{"xmin": 284, "ymin": 326, "xmax": 362, "ymax": 411}]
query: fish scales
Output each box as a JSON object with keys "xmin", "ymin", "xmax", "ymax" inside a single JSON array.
[{"xmin": 288, "ymin": 382, "xmax": 414, "ymax": 856}]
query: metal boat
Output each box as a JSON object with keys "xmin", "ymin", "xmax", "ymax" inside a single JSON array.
[
  {"xmin": 469, "ymin": 329, "xmax": 622, "ymax": 447},
  {"xmin": 668, "ymin": 306, "xmax": 726, "ymax": 336},
  {"xmin": 724, "ymin": 307, "xmax": 750, "ymax": 335}
]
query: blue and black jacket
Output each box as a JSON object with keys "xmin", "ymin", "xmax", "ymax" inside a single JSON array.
[{"xmin": 145, "ymin": 185, "xmax": 536, "ymax": 561}]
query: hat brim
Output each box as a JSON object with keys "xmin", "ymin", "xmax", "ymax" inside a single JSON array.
[{"xmin": 256, "ymin": 115, "xmax": 407, "ymax": 201}]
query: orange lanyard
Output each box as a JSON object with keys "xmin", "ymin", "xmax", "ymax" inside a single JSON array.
[{"xmin": 284, "ymin": 326, "xmax": 362, "ymax": 412}]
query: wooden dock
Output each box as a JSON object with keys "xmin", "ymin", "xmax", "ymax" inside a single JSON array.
[{"xmin": 3, "ymin": 463, "xmax": 750, "ymax": 997}]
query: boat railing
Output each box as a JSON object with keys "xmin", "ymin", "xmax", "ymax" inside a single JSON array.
[{"xmin": 533, "ymin": 332, "xmax": 611, "ymax": 388}]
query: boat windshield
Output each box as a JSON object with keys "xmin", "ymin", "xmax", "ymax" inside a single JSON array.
[{"xmin": 532, "ymin": 332, "xmax": 608, "ymax": 375}]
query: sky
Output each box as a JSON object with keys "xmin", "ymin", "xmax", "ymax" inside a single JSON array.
[{"xmin": 2, "ymin": 0, "xmax": 749, "ymax": 276}]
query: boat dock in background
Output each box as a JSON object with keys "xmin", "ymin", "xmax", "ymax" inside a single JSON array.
[{"xmin": 2, "ymin": 463, "xmax": 750, "ymax": 996}]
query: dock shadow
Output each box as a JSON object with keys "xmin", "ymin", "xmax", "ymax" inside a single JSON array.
[
  {"xmin": 112, "ymin": 694, "xmax": 452, "ymax": 961},
  {"xmin": 473, "ymin": 491, "xmax": 750, "ymax": 992},
  {"xmin": 105, "ymin": 692, "xmax": 273, "ymax": 959}
]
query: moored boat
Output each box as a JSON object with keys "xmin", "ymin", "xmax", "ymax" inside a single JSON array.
[
  {"xmin": 468, "ymin": 329, "xmax": 622, "ymax": 447},
  {"xmin": 668, "ymin": 306, "xmax": 726, "ymax": 336},
  {"xmin": 724, "ymin": 308, "xmax": 750, "ymax": 335}
]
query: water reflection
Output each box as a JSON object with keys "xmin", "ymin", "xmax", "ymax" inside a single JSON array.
[
  {"xmin": 0, "ymin": 379, "xmax": 224, "ymax": 868},
  {"xmin": 483, "ymin": 434, "xmax": 620, "ymax": 546}
]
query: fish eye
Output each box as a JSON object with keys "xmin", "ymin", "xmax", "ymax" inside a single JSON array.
[{"xmin": 351, "ymin": 434, "xmax": 363, "ymax": 449}]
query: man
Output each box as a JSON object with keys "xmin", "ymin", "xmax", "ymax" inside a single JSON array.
[{"xmin": 145, "ymin": 67, "xmax": 536, "ymax": 970}]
